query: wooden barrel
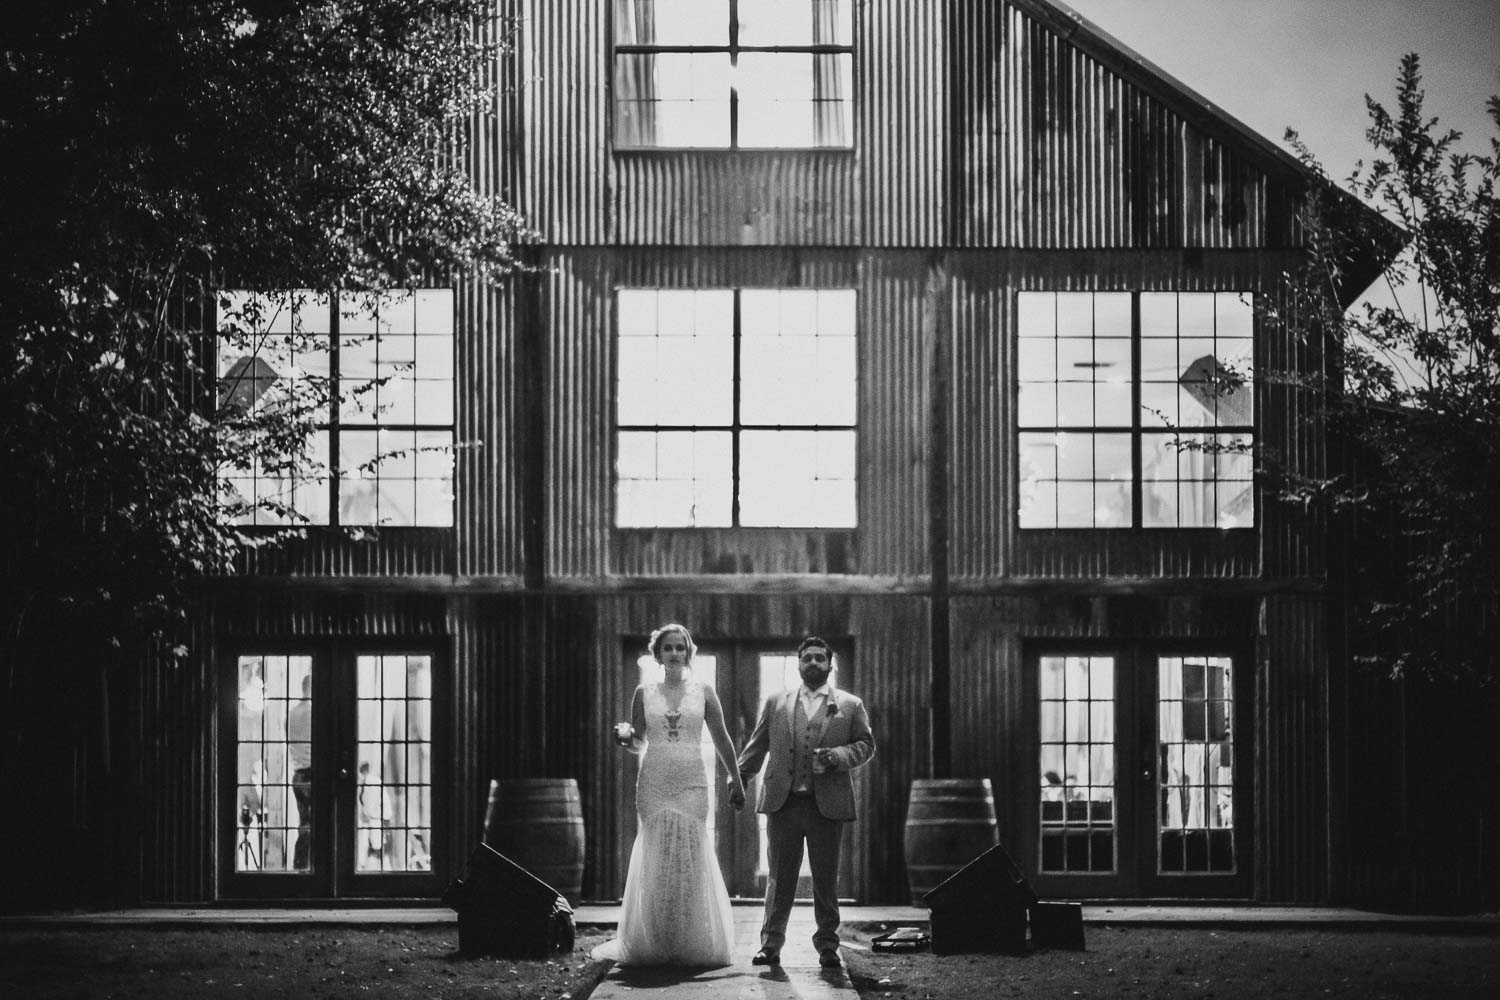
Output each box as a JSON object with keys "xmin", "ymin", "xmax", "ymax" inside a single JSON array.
[
  {"xmin": 902, "ymin": 778, "xmax": 999, "ymax": 905},
  {"xmin": 482, "ymin": 778, "xmax": 585, "ymax": 903}
]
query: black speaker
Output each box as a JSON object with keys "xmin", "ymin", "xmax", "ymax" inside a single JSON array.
[
  {"xmin": 923, "ymin": 843, "xmax": 1037, "ymax": 956},
  {"xmin": 443, "ymin": 843, "xmax": 575, "ymax": 958}
]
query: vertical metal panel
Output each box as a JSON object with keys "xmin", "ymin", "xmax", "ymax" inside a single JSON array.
[
  {"xmin": 1255, "ymin": 595, "xmax": 1330, "ymax": 903},
  {"xmin": 233, "ymin": 531, "xmax": 455, "ymax": 577},
  {"xmin": 520, "ymin": 0, "xmax": 606, "ymax": 245},
  {"xmin": 859, "ymin": 253, "xmax": 936, "ymax": 576},
  {"xmin": 137, "ymin": 612, "xmax": 217, "ymax": 903},
  {"xmin": 456, "ymin": 276, "xmax": 528, "ymax": 577},
  {"xmin": 945, "ymin": 1, "xmax": 1290, "ymax": 250},
  {"xmin": 613, "ymin": 153, "xmax": 859, "ymax": 245},
  {"xmin": 545, "ymin": 252, "xmax": 613, "ymax": 579},
  {"xmin": 861, "ymin": 0, "xmax": 945, "ymax": 246}
]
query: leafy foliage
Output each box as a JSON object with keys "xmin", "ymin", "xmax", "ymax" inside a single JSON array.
[
  {"xmin": 1275, "ymin": 55, "xmax": 1500, "ymax": 684},
  {"xmin": 1, "ymin": 0, "xmax": 524, "ymax": 667}
]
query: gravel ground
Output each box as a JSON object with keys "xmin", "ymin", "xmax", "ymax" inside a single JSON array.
[
  {"xmin": 0, "ymin": 926, "xmax": 614, "ymax": 1000},
  {"xmin": 842, "ymin": 923, "xmax": 1500, "ymax": 1000}
]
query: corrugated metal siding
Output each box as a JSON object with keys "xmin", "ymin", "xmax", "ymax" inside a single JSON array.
[
  {"xmin": 862, "ymin": 0, "xmax": 945, "ymax": 247},
  {"xmin": 545, "ymin": 252, "xmax": 613, "ymax": 579},
  {"xmin": 613, "ymin": 153, "xmax": 859, "ymax": 245},
  {"xmin": 138, "ymin": 613, "xmax": 217, "ymax": 903},
  {"xmin": 520, "ymin": 0, "xmax": 606, "ymax": 245},
  {"xmin": 944, "ymin": 1, "xmax": 1291, "ymax": 250},
  {"xmin": 233, "ymin": 531, "xmax": 455, "ymax": 577},
  {"xmin": 859, "ymin": 253, "xmax": 936, "ymax": 577},
  {"xmin": 1255, "ymin": 595, "xmax": 1329, "ymax": 903},
  {"xmin": 456, "ymin": 277, "xmax": 528, "ymax": 577}
]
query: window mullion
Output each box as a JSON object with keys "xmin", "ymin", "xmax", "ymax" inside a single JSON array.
[
  {"xmin": 328, "ymin": 289, "xmax": 341, "ymax": 527},
  {"xmin": 731, "ymin": 289, "xmax": 743, "ymax": 527},
  {"xmin": 1130, "ymin": 293, "xmax": 1142, "ymax": 530},
  {"xmin": 728, "ymin": 0, "xmax": 740, "ymax": 148}
]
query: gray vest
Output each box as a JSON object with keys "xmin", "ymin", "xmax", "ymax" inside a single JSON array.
[{"xmin": 792, "ymin": 695, "xmax": 819, "ymax": 791}]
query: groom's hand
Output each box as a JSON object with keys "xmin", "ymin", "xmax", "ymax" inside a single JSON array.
[{"xmin": 728, "ymin": 778, "xmax": 746, "ymax": 810}]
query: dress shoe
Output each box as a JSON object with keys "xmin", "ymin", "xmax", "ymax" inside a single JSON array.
[
  {"xmin": 751, "ymin": 949, "xmax": 780, "ymax": 966},
  {"xmin": 819, "ymin": 949, "xmax": 843, "ymax": 968}
]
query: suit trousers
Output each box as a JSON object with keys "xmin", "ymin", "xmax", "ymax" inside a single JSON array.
[{"xmin": 761, "ymin": 792, "xmax": 845, "ymax": 954}]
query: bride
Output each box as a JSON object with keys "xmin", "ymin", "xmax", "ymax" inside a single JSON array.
[{"xmin": 593, "ymin": 623, "xmax": 746, "ymax": 966}]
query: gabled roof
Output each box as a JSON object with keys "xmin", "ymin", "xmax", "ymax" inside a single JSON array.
[{"xmin": 1016, "ymin": 0, "xmax": 1406, "ymax": 305}]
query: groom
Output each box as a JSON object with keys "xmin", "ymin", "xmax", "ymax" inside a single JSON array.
[{"xmin": 733, "ymin": 635, "xmax": 875, "ymax": 969}]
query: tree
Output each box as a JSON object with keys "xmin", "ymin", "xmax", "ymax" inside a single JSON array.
[
  {"xmin": 0, "ymin": 0, "xmax": 525, "ymax": 904},
  {"xmin": 1273, "ymin": 54, "xmax": 1500, "ymax": 685}
]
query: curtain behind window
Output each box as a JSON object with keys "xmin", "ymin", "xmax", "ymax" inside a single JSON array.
[{"xmin": 614, "ymin": 0, "xmax": 658, "ymax": 145}]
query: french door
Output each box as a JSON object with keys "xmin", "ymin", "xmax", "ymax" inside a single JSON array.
[
  {"xmin": 1022, "ymin": 643, "xmax": 1252, "ymax": 899},
  {"xmin": 627, "ymin": 638, "xmax": 857, "ymax": 900},
  {"xmin": 221, "ymin": 641, "xmax": 447, "ymax": 899}
]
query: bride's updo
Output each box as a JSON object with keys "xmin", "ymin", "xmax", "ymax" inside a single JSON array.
[{"xmin": 648, "ymin": 622, "xmax": 697, "ymax": 662}]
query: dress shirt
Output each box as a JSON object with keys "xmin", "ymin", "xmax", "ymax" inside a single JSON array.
[{"xmin": 798, "ymin": 683, "xmax": 832, "ymax": 722}]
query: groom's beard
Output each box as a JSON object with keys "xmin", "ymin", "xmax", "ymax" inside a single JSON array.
[{"xmin": 799, "ymin": 665, "xmax": 832, "ymax": 688}]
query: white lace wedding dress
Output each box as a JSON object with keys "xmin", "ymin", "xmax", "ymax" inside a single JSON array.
[{"xmin": 593, "ymin": 681, "xmax": 735, "ymax": 966}]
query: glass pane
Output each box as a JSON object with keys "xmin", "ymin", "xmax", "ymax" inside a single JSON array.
[
  {"xmin": 737, "ymin": 53, "xmax": 851, "ymax": 148},
  {"xmin": 615, "ymin": 430, "xmax": 733, "ymax": 527},
  {"xmin": 617, "ymin": 290, "xmax": 734, "ymax": 426},
  {"xmin": 739, "ymin": 289, "xmax": 857, "ymax": 426},
  {"xmin": 739, "ymin": 0, "xmax": 852, "ymax": 46},
  {"xmin": 1157, "ymin": 655, "xmax": 1236, "ymax": 873},
  {"xmin": 739, "ymin": 430, "xmax": 856, "ymax": 527},
  {"xmin": 356, "ymin": 654, "xmax": 434, "ymax": 872},
  {"xmin": 1037, "ymin": 655, "xmax": 1115, "ymax": 873},
  {"xmin": 234, "ymin": 655, "xmax": 314, "ymax": 873},
  {"xmin": 613, "ymin": 0, "xmax": 729, "ymax": 46},
  {"xmin": 616, "ymin": 53, "xmax": 731, "ymax": 148}
]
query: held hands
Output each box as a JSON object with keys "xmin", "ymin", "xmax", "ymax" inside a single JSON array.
[
  {"xmin": 612, "ymin": 722, "xmax": 636, "ymax": 747},
  {"xmin": 727, "ymin": 776, "xmax": 746, "ymax": 811}
]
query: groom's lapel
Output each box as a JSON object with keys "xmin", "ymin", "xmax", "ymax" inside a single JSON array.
[
  {"xmin": 781, "ymin": 688, "xmax": 799, "ymax": 745},
  {"xmin": 810, "ymin": 690, "xmax": 836, "ymax": 745}
]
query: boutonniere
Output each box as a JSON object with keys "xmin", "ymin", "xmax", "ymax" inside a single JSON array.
[{"xmin": 825, "ymin": 702, "xmax": 838, "ymax": 718}]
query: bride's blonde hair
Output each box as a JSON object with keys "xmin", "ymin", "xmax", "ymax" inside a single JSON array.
[{"xmin": 648, "ymin": 622, "xmax": 697, "ymax": 662}]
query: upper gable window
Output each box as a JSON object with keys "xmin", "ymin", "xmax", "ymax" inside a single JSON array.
[
  {"xmin": 1016, "ymin": 291, "xmax": 1255, "ymax": 530},
  {"xmin": 612, "ymin": 0, "xmax": 854, "ymax": 149}
]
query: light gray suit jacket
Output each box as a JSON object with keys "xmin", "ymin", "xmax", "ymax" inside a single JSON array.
[{"xmin": 737, "ymin": 687, "xmax": 875, "ymax": 821}]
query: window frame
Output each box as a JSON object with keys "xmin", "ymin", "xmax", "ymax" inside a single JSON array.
[
  {"xmin": 613, "ymin": 286, "xmax": 859, "ymax": 529},
  {"xmin": 610, "ymin": 0, "xmax": 857, "ymax": 151},
  {"xmin": 215, "ymin": 288, "xmax": 457, "ymax": 529},
  {"xmin": 1014, "ymin": 290, "xmax": 1257, "ymax": 532}
]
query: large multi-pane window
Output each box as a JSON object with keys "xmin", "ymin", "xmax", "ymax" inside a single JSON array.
[
  {"xmin": 616, "ymin": 288, "xmax": 857, "ymax": 528},
  {"xmin": 1017, "ymin": 291, "xmax": 1255, "ymax": 529},
  {"xmin": 217, "ymin": 289, "xmax": 455, "ymax": 527},
  {"xmin": 612, "ymin": 0, "xmax": 854, "ymax": 149}
]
